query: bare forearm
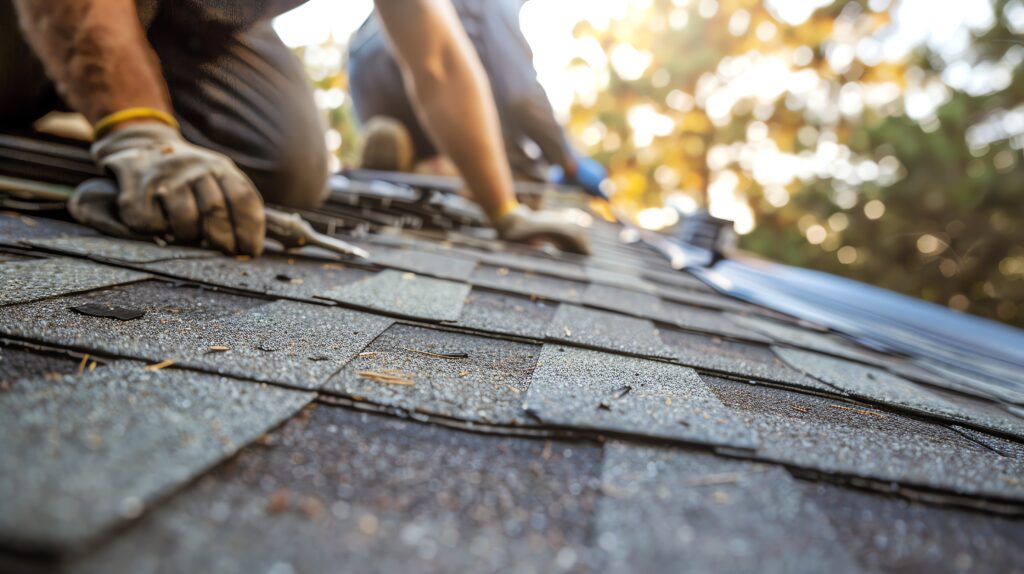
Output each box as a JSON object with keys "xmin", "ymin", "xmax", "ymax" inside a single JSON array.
[
  {"xmin": 374, "ymin": 0, "xmax": 516, "ymax": 220},
  {"xmin": 14, "ymin": 0, "xmax": 171, "ymax": 123}
]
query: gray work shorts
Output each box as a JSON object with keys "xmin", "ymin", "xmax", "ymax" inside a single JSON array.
[{"xmin": 0, "ymin": 0, "xmax": 328, "ymax": 208}]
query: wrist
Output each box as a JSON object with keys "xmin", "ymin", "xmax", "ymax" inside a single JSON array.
[{"xmin": 94, "ymin": 107, "xmax": 179, "ymax": 139}]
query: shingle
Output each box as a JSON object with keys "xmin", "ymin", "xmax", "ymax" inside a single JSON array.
[
  {"xmin": 596, "ymin": 442, "xmax": 861, "ymax": 574},
  {"xmin": 657, "ymin": 300, "xmax": 772, "ymax": 342},
  {"xmin": 23, "ymin": 236, "xmax": 216, "ymax": 263},
  {"xmin": 706, "ymin": 376, "xmax": 1024, "ymax": 500},
  {"xmin": 325, "ymin": 324, "xmax": 540, "ymax": 424},
  {"xmin": 0, "ymin": 361, "xmax": 312, "ymax": 553},
  {"xmin": 732, "ymin": 315, "xmax": 877, "ymax": 363},
  {"xmin": 774, "ymin": 347, "xmax": 1024, "ymax": 439},
  {"xmin": 800, "ymin": 481, "xmax": 1024, "ymax": 573},
  {"xmin": 0, "ymin": 284, "xmax": 392, "ymax": 391},
  {"xmin": 660, "ymin": 328, "xmax": 835, "ymax": 393},
  {"xmin": 654, "ymin": 285, "xmax": 758, "ymax": 314},
  {"xmin": 581, "ymin": 284, "xmax": 662, "ymax": 318},
  {"xmin": 912, "ymin": 361, "xmax": 1024, "ymax": 406},
  {"xmin": 69, "ymin": 405, "xmax": 604, "ymax": 573},
  {"xmin": 476, "ymin": 250, "xmax": 588, "ymax": 281},
  {"xmin": 641, "ymin": 267, "xmax": 712, "ymax": 292},
  {"xmin": 545, "ymin": 304, "xmax": 674, "ymax": 359},
  {"xmin": 0, "ymin": 212, "xmax": 97, "ymax": 245},
  {"xmin": 369, "ymin": 247, "xmax": 477, "ymax": 282},
  {"xmin": 469, "ymin": 264, "xmax": 584, "ymax": 303},
  {"xmin": 456, "ymin": 289, "xmax": 557, "ymax": 339},
  {"xmin": 178, "ymin": 300, "xmax": 394, "ymax": 390},
  {"xmin": 142, "ymin": 255, "xmax": 373, "ymax": 302},
  {"xmin": 0, "ymin": 258, "xmax": 149, "ymax": 306},
  {"xmin": 585, "ymin": 266, "xmax": 655, "ymax": 293},
  {"xmin": 322, "ymin": 269, "xmax": 470, "ymax": 322},
  {"xmin": 0, "ymin": 280, "xmax": 267, "ymax": 363},
  {"xmin": 525, "ymin": 345, "xmax": 758, "ymax": 449}
]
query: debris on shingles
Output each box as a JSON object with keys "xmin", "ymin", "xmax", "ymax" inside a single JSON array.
[
  {"xmin": 0, "ymin": 361, "xmax": 312, "ymax": 553},
  {"xmin": 0, "ymin": 257, "xmax": 149, "ymax": 306},
  {"xmin": 144, "ymin": 359, "xmax": 175, "ymax": 372},
  {"xmin": 274, "ymin": 273, "xmax": 304, "ymax": 285},
  {"xmin": 69, "ymin": 303, "xmax": 145, "ymax": 321},
  {"xmin": 358, "ymin": 370, "xmax": 416, "ymax": 386},
  {"xmin": 207, "ymin": 345, "xmax": 230, "ymax": 353},
  {"xmin": 401, "ymin": 347, "xmax": 469, "ymax": 359},
  {"xmin": 525, "ymin": 345, "xmax": 759, "ymax": 449}
]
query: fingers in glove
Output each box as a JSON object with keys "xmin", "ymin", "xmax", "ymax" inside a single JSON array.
[
  {"xmin": 217, "ymin": 173, "xmax": 265, "ymax": 256},
  {"xmin": 192, "ymin": 174, "xmax": 237, "ymax": 254},
  {"xmin": 156, "ymin": 184, "xmax": 202, "ymax": 244}
]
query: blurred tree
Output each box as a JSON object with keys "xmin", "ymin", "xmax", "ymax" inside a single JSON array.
[{"xmin": 303, "ymin": 0, "xmax": 1024, "ymax": 327}]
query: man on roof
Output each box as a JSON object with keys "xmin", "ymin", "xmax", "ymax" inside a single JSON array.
[
  {"xmin": 3, "ymin": 0, "xmax": 590, "ymax": 256},
  {"xmin": 348, "ymin": 0, "xmax": 608, "ymax": 199}
]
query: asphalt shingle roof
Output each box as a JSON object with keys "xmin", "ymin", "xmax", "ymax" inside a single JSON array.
[{"xmin": 1, "ymin": 189, "xmax": 1022, "ymax": 573}]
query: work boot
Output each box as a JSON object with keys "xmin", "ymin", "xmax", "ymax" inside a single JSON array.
[
  {"xmin": 494, "ymin": 204, "xmax": 591, "ymax": 255},
  {"xmin": 360, "ymin": 116, "xmax": 414, "ymax": 172}
]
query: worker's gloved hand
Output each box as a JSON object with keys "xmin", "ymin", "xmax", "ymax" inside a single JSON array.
[
  {"xmin": 90, "ymin": 123, "xmax": 265, "ymax": 255},
  {"xmin": 552, "ymin": 155, "xmax": 608, "ymax": 200},
  {"xmin": 494, "ymin": 204, "xmax": 591, "ymax": 255}
]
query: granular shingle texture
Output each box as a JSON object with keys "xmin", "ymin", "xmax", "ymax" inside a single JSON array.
[
  {"xmin": 597, "ymin": 442, "xmax": 861, "ymax": 574},
  {"xmin": 0, "ymin": 257, "xmax": 148, "ymax": 306},
  {"xmin": 0, "ymin": 362, "xmax": 312, "ymax": 553},
  {"xmin": 545, "ymin": 304, "xmax": 674, "ymax": 359},
  {"xmin": 581, "ymin": 283, "xmax": 662, "ymax": 318},
  {"xmin": 368, "ymin": 246, "xmax": 478, "ymax": 281},
  {"xmin": 470, "ymin": 264, "xmax": 585, "ymax": 302},
  {"xmin": 24, "ymin": 236, "xmax": 216, "ymax": 263},
  {"xmin": 525, "ymin": 345, "xmax": 758, "ymax": 449},
  {"xmin": 706, "ymin": 376, "xmax": 1024, "ymax": 501},
  {"xmin": 69, "ymin": 405, "xmax": 605, "ymax": 574},
  {"xmin": 733, "ymin": 315, "xmax": 877, "ymax": 363},
  {"xmin": 775, "ymin": 347, "xmax": 1024, "ymax": 439},
  {"xmin": 323, "ymin": 269, "xmax": 471, "ymax": 322},
  {"xmin": 325, "ymin": 323, "xmax": 540, "ymax": 424},
  {"xmin": 660, "ymin": 328, "xmax": 834, "ymax": 393},
  {"xmin": 456, "ymin": 288, "xmax": 558, "ymax": 339}
]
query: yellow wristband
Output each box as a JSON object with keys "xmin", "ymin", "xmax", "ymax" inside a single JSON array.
[
  {"xmin": 490, "ymin": 197, "xmax": 520, "ymax": 222},
  {"xmin": 94, "ymin": 107, "xmax": 180, "ymax": 139}
]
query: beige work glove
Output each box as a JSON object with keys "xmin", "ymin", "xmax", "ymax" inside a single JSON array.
[
  {"xmin": 494, "ymin": 204, "xmax": 592, "ymax": 255},
  {"xmin": 91, "ymin": 123, "xmax": 265, "ymax": 255}
]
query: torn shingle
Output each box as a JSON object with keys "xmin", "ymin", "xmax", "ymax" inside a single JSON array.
[
  {"xmin": 775, "ymin": 347, "xmax": 1024, "ymax": 439},
  {"xmin": 23, "ymin": 236, "xmax": 215, "ymax": 264},
  {"xmin": 456, "ymin": 288, "xmax": 557, "ymax": 339},
  {"xmin": 706, "ymin": 376, "xmax": 1024, "ymax": 501},
  {"xmin": 660, "ymin": 328, "xmax": 835, "ymax": 394},
  {"xmin": 597, "ymin": 442, "xmax": 860, "ymax": 574},
  {"xmin": 69, "ymin": 405, "xmax": 604, "ymax": 573},
  {"xmin": 0, "ymin": 258, "xmax": 149, "ymax": 306},
  {"xmin": 369, "ymin": 247, "xmax": 477, "ymax": 282},
  {"xmin": 325, "ymin": 324, "xmax": 540, "ymax": 424},
  {"xmin": 545, "ymin": 304, "xmax": 674, "ymax": 359},
  {"xmin": 0, "ymin": 362, "xmax": 312, "ymax": 553},
  {"xmin": 469, "ymin": 264, "xmax": 584, "ymax": 303},
  {"xmin": 525, "ymin": 345, "xmax": 759, "ymax": 449},
  {"xmin": 322, "ymin": 269, "xmax": 470, "ymax": 322}
]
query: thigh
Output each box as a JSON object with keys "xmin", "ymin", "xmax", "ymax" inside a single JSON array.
[
  {"xmin": 148, "ymin": 9, "xmax": 329, "ymax": 208},
  {"xmin": 0, "ymin": 1, "xmax": 60, "ymax": 128}
]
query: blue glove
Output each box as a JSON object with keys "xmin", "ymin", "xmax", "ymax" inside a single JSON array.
[{"xmin": 551, "ymin": 156, "xmax": 609, "ymax": 199}]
